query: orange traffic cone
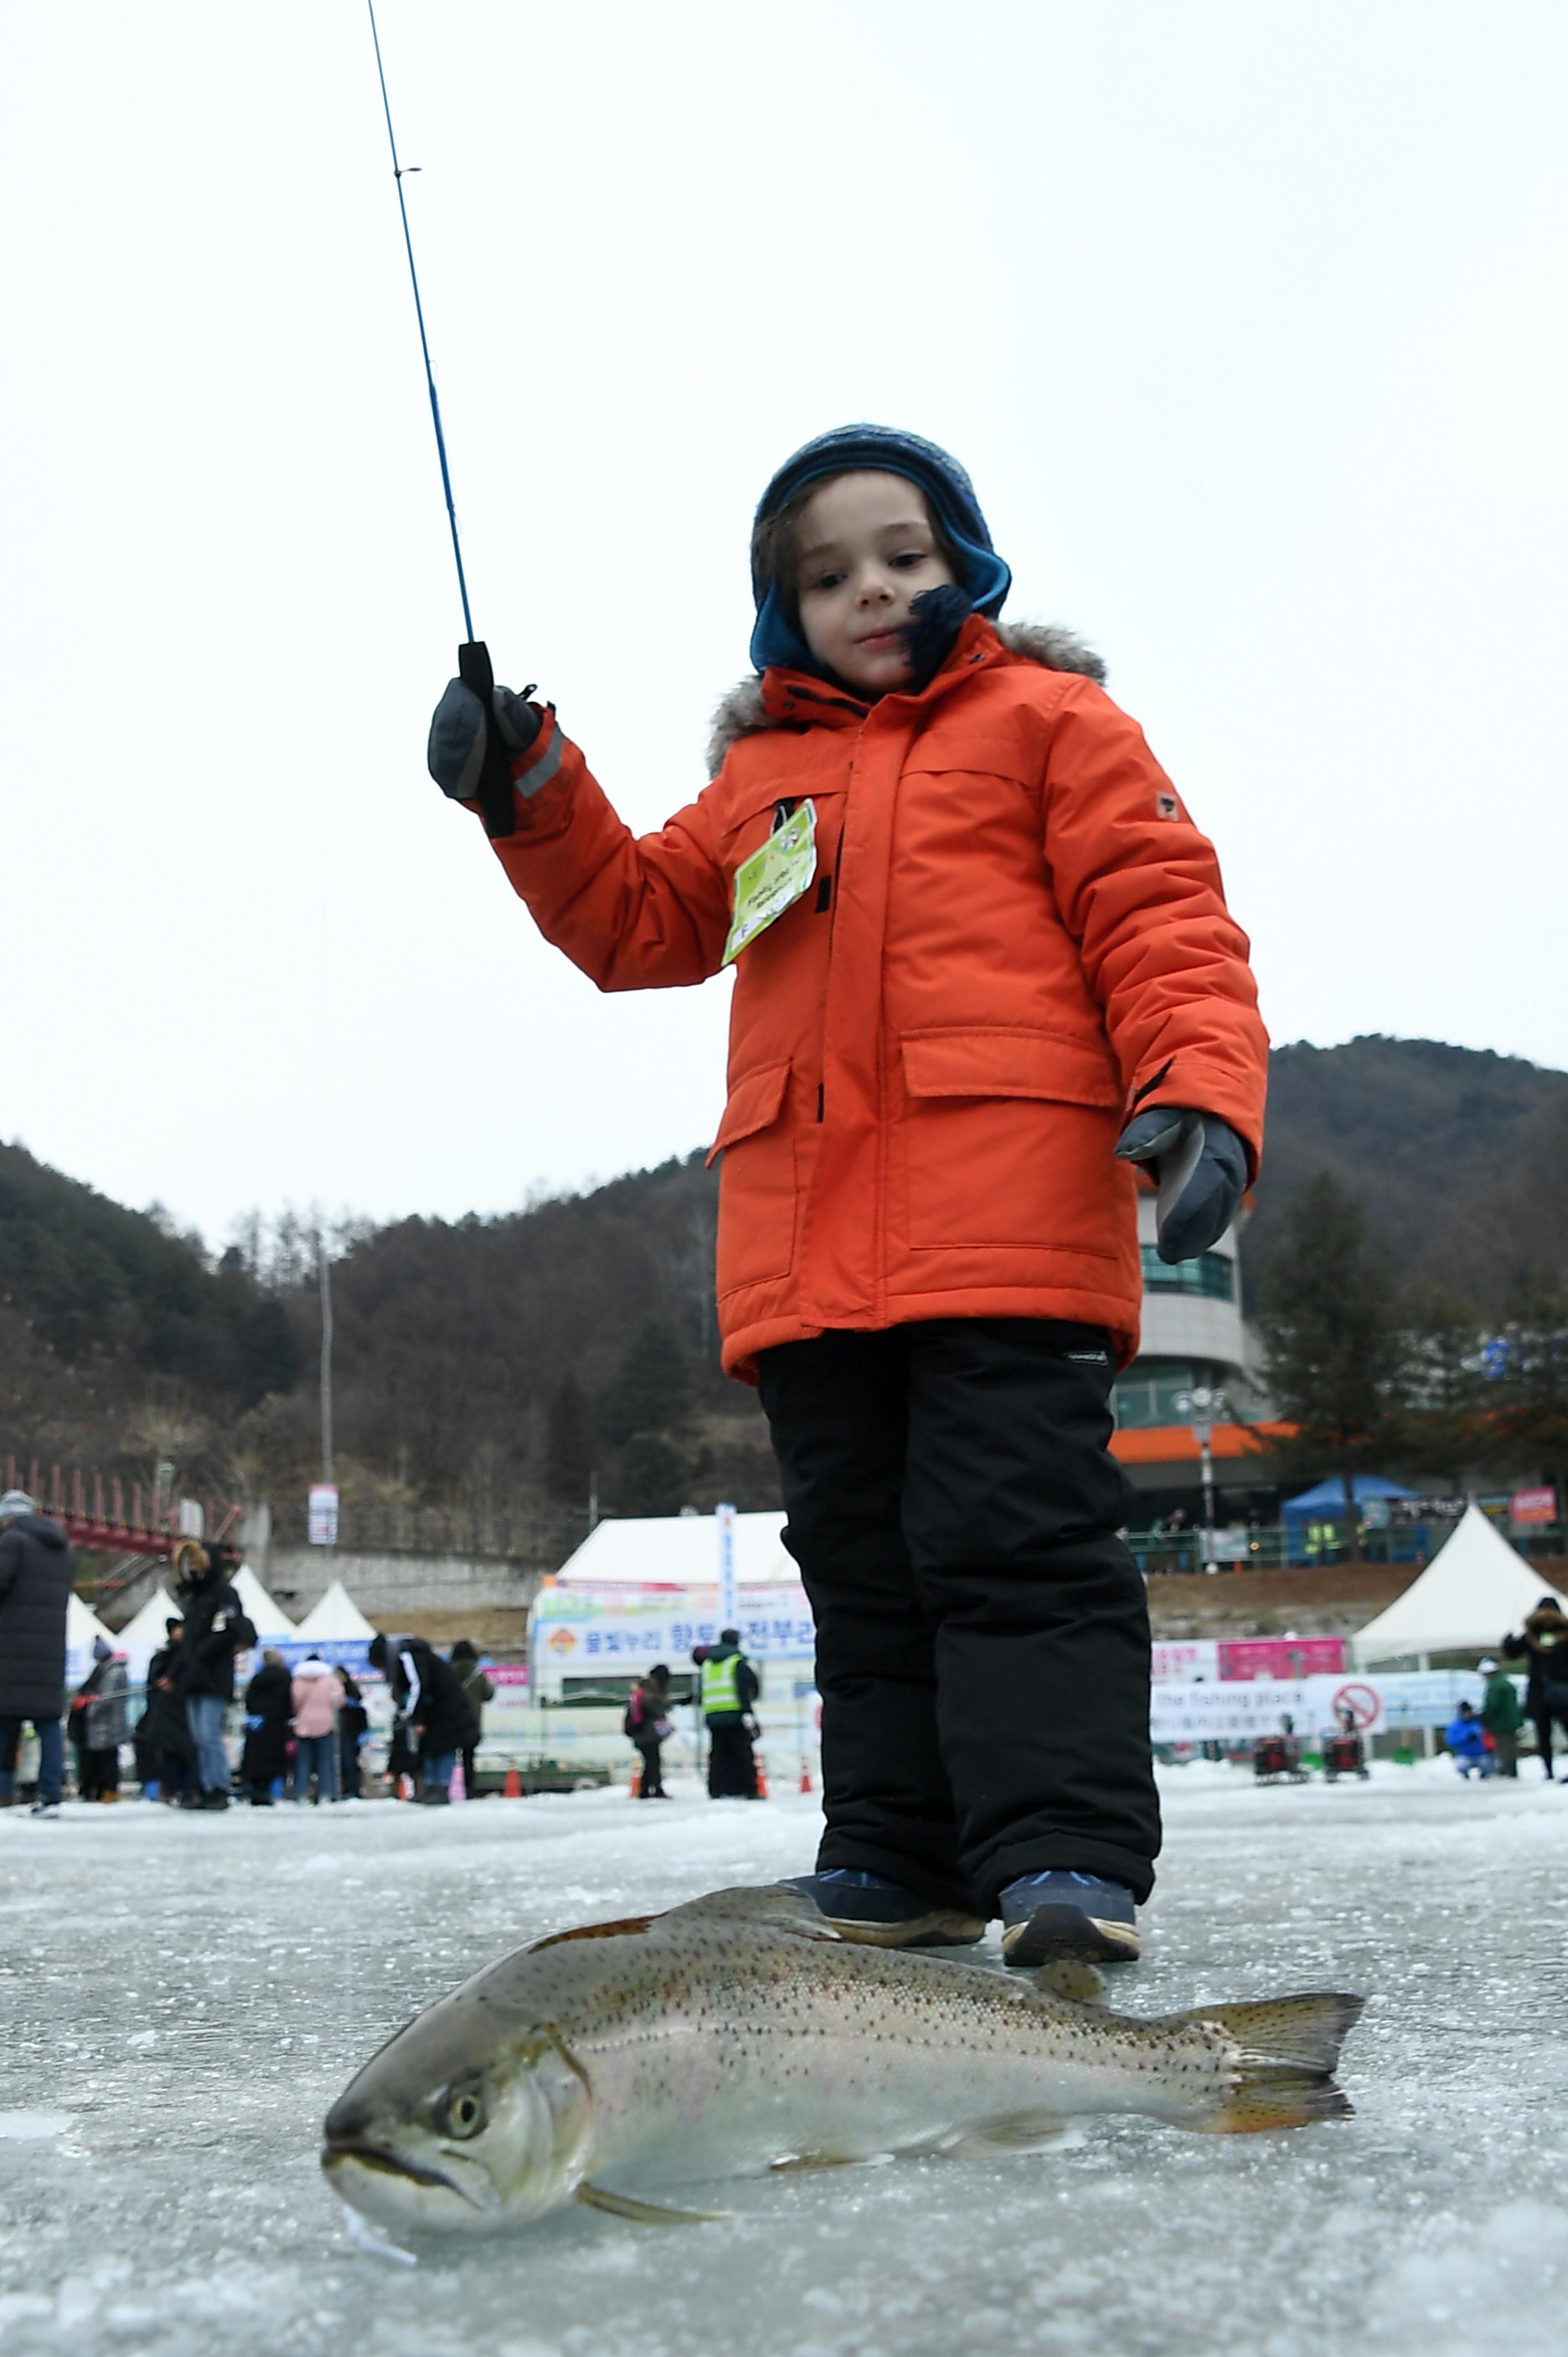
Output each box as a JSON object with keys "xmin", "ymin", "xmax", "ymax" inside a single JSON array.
[
  {"xmin": 398, "ymin": 1772, "xmax": 414, "ymax": 1802},
  {"xmin": 503, "ymin": 1759, "xmax": 522, "ymax": 1799},
  {"xmin": 630, "ymin": 1761, "xmax": 642, "ymax": 1798},
  {"xmin": 799, "ymin": 1757, "xmax": 813, "ymax": 1794},
  {"xmin": 754, "ymin": 1756, "xmax": 769, "ymax": 1798}
]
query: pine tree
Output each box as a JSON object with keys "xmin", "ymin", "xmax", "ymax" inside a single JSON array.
[
  {"xmin": 610, "ymin": 1432, "xmax": 689, "ymax": 1517},
  {"xmin": 544, "ymin": 1373, "xmax": 596, "ymax": 1508},
  {"xmin": 1254, "ymin": 1171, "xmax": 1407, "ymax": 1547},
  {"xmin": 600, "ymin": 1318, "xmax": 695, "ymax": 1448}
]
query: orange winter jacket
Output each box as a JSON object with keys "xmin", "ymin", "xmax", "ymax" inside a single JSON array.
[{"xmin": 484, "ymin": 615, "xmax": 1267, "ymax": 1381}]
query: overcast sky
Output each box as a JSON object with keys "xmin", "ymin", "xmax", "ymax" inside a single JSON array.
[{"xmin": 4, "ymin": 2, "xmax": 1564, "ymax": 1248}]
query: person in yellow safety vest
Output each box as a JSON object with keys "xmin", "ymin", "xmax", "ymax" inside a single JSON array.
[{"xmin": 695, "ymin": 1628, "xmax": 761, "ymax": 1799}]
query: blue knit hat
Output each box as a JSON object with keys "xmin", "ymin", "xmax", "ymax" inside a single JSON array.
[{"xmin": 749, "ymin": 424, "xmax": 1012, "ymax": 676}]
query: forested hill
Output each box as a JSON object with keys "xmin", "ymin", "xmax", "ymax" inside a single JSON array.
[
  {"xmin": 3, "ymin": 1036, "xmax": 1565, "ymax": 1517},
  {"xmin": 1241, "ymin": 1036, "xmax": 1567, "ymax": 1304}
]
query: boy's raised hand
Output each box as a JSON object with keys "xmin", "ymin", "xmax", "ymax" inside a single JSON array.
[
  {"xmin": 427, "ymin": 675, "xmax": 543, "ymax": 801},
  {"xmin": 1113, "ymin": 1109, "xmax": 1247, "ymax": 1264}
]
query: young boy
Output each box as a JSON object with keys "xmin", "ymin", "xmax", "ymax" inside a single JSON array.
[{"xmin": 428, "ymin": 425, "xmax": 1267, "ymax": 1963}]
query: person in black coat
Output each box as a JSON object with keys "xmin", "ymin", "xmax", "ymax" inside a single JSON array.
[
  {"xmin": 368, "ymin": 1634, "xmax": 478, "ymax": 1804},
  {"xmin": 172, "ymin": 1541, "xmax": 256, "ymax": 1809},
  {"xmin": 449, "ymin": 1640, "xmax": 494, "ymax": 1797},
  {"xmin": 239, "ymin": 1649, "xmax": 293, "ymax": 1803},
  {"xmin": 1502, "ymin": 1596, "xmax": 1568, "ymax": 1779},
  {"xmin": 336, "ymin": 1670, "xmax": 370, "ymax": 1800},
  {"xmin": 139, "ymin": 1621, "xmax": 194, "ymax": 1800},
  {"xmin": 0, "ymin": 1489, "xmax": 75, "ymax": 1815}
]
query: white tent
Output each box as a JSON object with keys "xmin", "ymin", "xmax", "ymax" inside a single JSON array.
[
  {"xmin": 555, "ymin": 1511, "xmax": 792, "ymax": 1589},
  {"xmin": 65, "ymin": 1592, "xmax": 115, "ymax": 1686},
  {"xmin": 115, "ymin": 1584, "xmax": 180, "ymax": 1685},
  {"xmin": 295, "ymin": 1578, "xmax": 378, "ymax": 1643},
  {"xmin": 231, "ymin": 1562, "xmax": 296, "ymax": 1641},
  {"xmin": 1352, "ymin": 1505, "xmax": 1561, "ymax": 1664}
]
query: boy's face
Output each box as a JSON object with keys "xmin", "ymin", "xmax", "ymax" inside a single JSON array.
[{"xmin": 794, "ymin": 471, "xmax": 957, "ymax": 696}]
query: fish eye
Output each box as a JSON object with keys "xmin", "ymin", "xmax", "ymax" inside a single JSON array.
[{"xmin": 443, "ymin": 2082, "xmax": 488, "ymax": 2140}]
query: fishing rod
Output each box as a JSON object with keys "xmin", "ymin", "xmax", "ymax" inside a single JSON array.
[{"xmin": 367, "ymin": 0, "xmax": 516, "ymax": 838}]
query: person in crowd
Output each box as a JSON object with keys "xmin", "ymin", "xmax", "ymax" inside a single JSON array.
[
  {"xmin": 1445, "ymin": 1699, "xmax": 1491, "ymax": 1779},
  {"xmin": 450, "ymin": 1639, "xmax": 494, "ymax": 1797},
  {"xmin": 625, "ymin": 1663, "xmax": 673, "ymax": 1798},
  {"xmin": 239, "ymin": 1648, "xmax": 294, "ymax": 1804},
  {"xmin": 385, "ymin": 1693, "xmax": 419, "ymax": 1796},
  {"xmin": 138, "ymin": 1619, "xmax": 194, "ymax": 1802},
  {"xmin": 72, "ymin": 1636, "xmax": 131, "ymax": 1801},
  {"xmin": 1477, "ymin": 1655, "xmax": 1523, "ymax": 1780},
  {"xmin": 694, "ymin": 1630, "xmax": 760, "ymax": 1798},
  {"xmin": 367, "ymin": 1634, "xmax": 478, "ymax": 1805},
  {"xmin": 0, "ymin": 1488, "xmax": 74, "ymax": 1816},
  {"xmin": 426, "ymin": 425, "xmax": 1266, "ymax": 1962},
  {"xmin": 1502, "ymin": 1596, "xmax": 1568, "ymax": 1780},
  {"xmin": 172, "ymin": 1540, "xmax": 256, "ymax": 1810},
  {"xmin": 290, "ymin": 1653, "xmax": 346, "ymax": 1804},
  {"xmin": 337, "ymin": 1668, "xmax": 370, "ymax": 1799}
]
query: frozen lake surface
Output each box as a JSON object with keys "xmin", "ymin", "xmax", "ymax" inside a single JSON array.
[{"xmin": 2, "ymin": 1762, "xmax": 1565, "ymax": 2356}]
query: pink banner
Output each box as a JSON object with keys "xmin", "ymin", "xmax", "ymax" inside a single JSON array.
[{"xmin": 1219, "ymin": 1637, "xmax": 1345, "ymax": 1680}]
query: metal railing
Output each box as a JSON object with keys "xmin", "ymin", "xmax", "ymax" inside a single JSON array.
[{"xmin": 268, "ymin": 1496, "xmax": 588, "ymax": 1565}]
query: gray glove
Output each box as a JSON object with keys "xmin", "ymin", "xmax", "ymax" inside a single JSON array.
[
  {"xmin": 427, "ymin": 678, "xmax": 543, "ymax": 801},
  {"xmin": 1114, "ymin": 1108, "xmax": 1246, "ymax": 1263}
]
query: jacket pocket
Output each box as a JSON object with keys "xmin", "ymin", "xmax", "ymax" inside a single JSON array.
[
  {"xmin": 708, "ymin": 1060, "xmax": 798, "ymax": 1293},
  {"xmin": 899, "ymin": 1028, "xmax": 1123, "ymax": 1253},
  {"xmin": 901, "ymin": 1026, "xmax": 1121, "ymax": 1108}
]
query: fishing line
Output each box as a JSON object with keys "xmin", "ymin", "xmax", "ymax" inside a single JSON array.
[{"xmin": 366, "ymin": 0, "xmax": 515, "ymax": 836}]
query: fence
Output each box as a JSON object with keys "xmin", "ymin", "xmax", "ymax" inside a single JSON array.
[
  {"xmin": 1130, "ymin": 1516, "xmax": 1565, "ymax": 1574},
  {"xmin": 268, "ymin": 1495, "xmax": 587, "ymax": 1565}
]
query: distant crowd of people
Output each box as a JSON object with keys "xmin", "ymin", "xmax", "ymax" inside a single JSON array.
[
  {"xmin": 621, "ymin": 1628, "xmax": 764, "ymax": 1800},
  {"xmin": 1447, "ymin": 1596, "xmax": 1568, "ymax": 1780},
  {"xmin": 0, "ymin": 1486, "xmax": 506, "ymax": 1813}
]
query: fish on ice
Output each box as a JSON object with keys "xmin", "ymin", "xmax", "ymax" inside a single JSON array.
[{"xmin": 322, "ymin": 1885, "xmax": 1363, "ymax": 2236}]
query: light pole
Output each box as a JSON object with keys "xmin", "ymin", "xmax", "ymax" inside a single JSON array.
[{"xmin": 1173, "ymin": 1386, "xmax": 1227, "ymax": 1572}]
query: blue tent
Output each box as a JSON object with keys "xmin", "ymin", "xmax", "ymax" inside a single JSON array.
[{"xmin": 1281, "ymin": 1473, "xmax": 1416, "ymax": 1521}]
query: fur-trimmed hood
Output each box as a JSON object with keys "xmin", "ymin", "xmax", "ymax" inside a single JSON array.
[{"xmin": 705, "ymin": 622, "xmax": 1106, "ymax": 779}]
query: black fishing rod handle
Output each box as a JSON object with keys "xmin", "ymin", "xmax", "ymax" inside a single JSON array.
[{"xmin": 457, "ymin": 639, "xmax": 518, "ymax": 841}]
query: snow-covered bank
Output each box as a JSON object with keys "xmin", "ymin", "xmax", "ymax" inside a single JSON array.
[{"xmin": 1, "ymin": 1764, "xmax": 1564, "ymax": 2355}]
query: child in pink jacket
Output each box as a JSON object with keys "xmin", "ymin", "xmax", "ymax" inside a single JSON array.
[{"xmin": 290, "ymin": 1656, "xmax": 345, "ymax": 1804}]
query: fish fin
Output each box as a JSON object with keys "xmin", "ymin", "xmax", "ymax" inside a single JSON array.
[
  {"xmin": 938, "ymin": 2113, "xmax": 1070, "ymax": 2159},
  {"xmin": 524, "ymin": 1915, "xmax": 657, "ymax": 1954},
  {"xmin": 1166, "ymin": 1992, "xmax": 1366, "ymax": 2135},
  {"xmin": 656, "ymin": 1885, "xmax": 843, "ymax": 1942},
  {"xmin": 770, "ymin": 2148, "xmax": 868, "ymax": 2173},
  {"xmin": 1034, "ymin": 1958, "xmax": 1107, "ymax": 2005},
  {"xmin": 575, "ymin": 2182, "xmax": 725, "ymax": 2225}
]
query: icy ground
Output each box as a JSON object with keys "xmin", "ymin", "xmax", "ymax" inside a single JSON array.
[{"xmin": 1, "ymin": 1763, "xmax": 1565, "ymax": 2357}]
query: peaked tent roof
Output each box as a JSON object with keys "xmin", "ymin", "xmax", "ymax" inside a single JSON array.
[
  {"xmin": 295, "ymin": 1578, "xmax": 378, "ymax": 1642},
  {"xmin": 555, "ymin": 1511, "xmax": 794, "ymax": 1589},
  {"xmin": 116, "ymin": 1584, "xmax": 180, "ymax": 1681},
  {"xmin": 231, "ymin": 1562, "xmax": 296, "ymax": 1640},
  {"xmin": 1352, "ymin": 1505, "xmax": 1561, "ymax": 1664},
  {"xmin": 65, "ymin": 1591, "xmax": 115, "ymax": 1681}
]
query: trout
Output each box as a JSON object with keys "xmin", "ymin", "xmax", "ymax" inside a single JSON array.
[{"xmin": 322, "ymin": 1885, "xmax": 1363, "ymax": 2236}]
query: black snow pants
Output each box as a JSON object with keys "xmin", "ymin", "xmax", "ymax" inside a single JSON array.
[
  {"xmin": 707, "ymin": 1721, "xmax": 756, "ymax": 1798},
  {"xmin": 757, "ymin": 1319, "xmax": 1160, "ymax": 1912}
]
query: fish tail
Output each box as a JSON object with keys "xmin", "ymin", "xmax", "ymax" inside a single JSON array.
[{"xmin": 1168, "ymin": 1992, "xmax": 1365, "ymax": 2133}]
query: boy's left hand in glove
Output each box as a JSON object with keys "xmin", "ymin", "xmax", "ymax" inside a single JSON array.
[{"xmin": 1114, "ymin": 1109, "xmax": 1247, "ymax": 1263}]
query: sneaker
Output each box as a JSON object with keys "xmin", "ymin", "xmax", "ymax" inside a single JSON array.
[
  {"xmin": 783, "ymin": 1869, "xmax": 986, "ymax": 1948},
  {"xmin": 1000, "ymin": 1871, "xmax": 1139, "ymax": 1965},
  {"xmin": 416, "ymin": 1788, "xmax": 451, "ymax": 1807},
  {"xmin": 29, "ymin": 1801, "xmax": 61, "ymax": 1819},
  {"xmin": 199, "ymin": 1790, "xmax": 230, "ymax": 1812}
]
